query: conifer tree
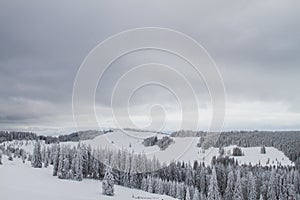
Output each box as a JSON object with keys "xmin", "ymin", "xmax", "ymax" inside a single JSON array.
[
  {"xmin": 224, "ymin": 168, "xmax": 235, "ymax": 200},
  {"xmin": 186, "ymin": 186, "xmax": 191, "ymax": 200},
  {"xmin": 207, "ymin": 167, "xmax": 222, "ymax": 200},
  {"xmin": 32, "ymin": 141, "xmax": 42, "ymax": 168},
  {"xmin": 233, "ymin": 169, "xmax": 243, "ymax": 200},
  {"xmin": 74, "ymin": 146, "xmax": 83, "ymax": 181},
  {"xmin": 102, "ymin": 166, "xmax": 114, "ymax": 196},
  {"xmin": 193, "ymin": 188, "xmax": 200, "ymax": 200},
  {"xmin": 0, "ymin": 150, "xmax": 2, "ymax": 165},
  {"xmin": 248, "ymin": 172, "xmax": 257, "ymax": 200},
  {"xmin": 267, "ymin": 168, "xmax": 277, "ymax": 200}
]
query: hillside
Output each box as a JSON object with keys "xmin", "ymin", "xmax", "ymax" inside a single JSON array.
[{"xmin": 0, "ymin": 156, "xmax": 175, "ymax": 200}]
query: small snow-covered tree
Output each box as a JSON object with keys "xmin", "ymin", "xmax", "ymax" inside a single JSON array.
[
  {"xmin": 102, "ymin": 166, "xmax": 114, "ymax": 196},
  {"xmin": 0, "ymin": 150, "xmax": 2, "ymax": 165},
  {"xmin": 32, "ymin": 141, "xmax": 42, "ymax": 168},
  {"xmin": 207, "ymin": 167, "xmax": 222, "ymax": 200},
  {"xmin": 260, "ymin": 146, "xmax": 266, "ymax": 154}
]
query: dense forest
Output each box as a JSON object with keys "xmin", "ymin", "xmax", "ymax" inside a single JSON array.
[
  {"xmin": 213, "ymin": 131, "xmax": 300, "ymax": 169},
  {"xmin": 1, "ymin": 141, "xmax": 299, "ymax": 200}
]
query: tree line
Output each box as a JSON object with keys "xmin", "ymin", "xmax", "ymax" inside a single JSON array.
[{"xmin": 26, "ymin": 141, "xmax": 300, "ymax": 199}]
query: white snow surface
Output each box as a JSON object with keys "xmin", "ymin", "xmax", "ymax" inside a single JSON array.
[{"xmin": 0, "ymin": 156, "xmax": 176, "ymax": 200}]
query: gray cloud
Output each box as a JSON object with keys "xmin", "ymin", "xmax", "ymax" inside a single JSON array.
[{"xmin": 0, "ymin": 0, "xmax": 300, "ymax": 133}]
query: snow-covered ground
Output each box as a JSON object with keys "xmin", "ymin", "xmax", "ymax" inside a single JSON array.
[
  {"xmin": 3, "ymin": 129, "xmax": 294, "ymax": 167},
  {"xmin": 0, "ymin": 156, "xmax": 176, "ymax": 200}
]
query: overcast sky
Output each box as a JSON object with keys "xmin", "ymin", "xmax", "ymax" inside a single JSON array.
[{"xmin": 1, "ymin": 0, "xmax": 300, "ymax": 135}]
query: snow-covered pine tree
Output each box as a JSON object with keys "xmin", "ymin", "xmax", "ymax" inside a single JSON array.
[
  {"xmin": 207, "ymin": 167, "xmax": 222, "ymax": 200},
  {"xmin": 176, "ymin": 182, "xmax": 184, "ymax": 199},
  {"xmin": 170, "ymin": 181, "xmax": 176, "ymax": 197},
  {"xmin": 200, "ymin": 168, "xmax": 207, "ymax": 194},
  {"xmin": 233, "ymin": 169, "xmax": 243, "ymax": 200},
  {"xmin": 102, "ymin": 166, "xmax": 114, "ymax": 196},
  {"xmin": 248, "ymin": 171, "xmax": 257, "ymax": 200},
  {"xmin": 158, "ymin": 178, "xmax": 164, "ymax": 195},
  {"xmin": 186, "ymin": 186, "xmax": 191, "ymax": 200},
  {"xmin": 52, "ymin": 144, "xmax": 60, "ymax": 176},
  {"xmin": 267, "ymin": 168, "xmax": 277, "ymax": 200},
  {"xmin": 57, "ymin": 146, "xmax": 65, "ymax": 179},
  {"xmin": 44, "ymin": 147, "xmax": 49, "ymax": 168},
  {"xmin": 0, "ymin": 150, "xmax": 2, "ymax": 165},
  {"xmin": 74, "ymin": 145, "xmax": 83, "ymax": 181},
  {"xmin": 141, "ymin": 177, "xmax": 148, "ymax": 191},
  {"xmin": 147, "ymin": 176, "xmax": 153, "ymax": 193},
  {"xmin": 32, "ymin": 141, "xmax": 42, "ymax": 168},
  {"xmin": 200, "ymin": 192, "xmax": 207, "ymax": 200},
  {"xmin": 224, "ymin": 167, "xmax": 235, "ymax": 200},
  {"xmin": 193, "ymin": 188, "xmax": 200, "ymax": 200}
]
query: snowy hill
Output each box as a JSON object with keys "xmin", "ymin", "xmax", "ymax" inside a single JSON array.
[
  {"xmin": 3, "ymin": 129, "xmax": 294, "ymax": 167},
  {"xmin": 0, "ymin": 156, "xmax": 176, "ymax": 200}
]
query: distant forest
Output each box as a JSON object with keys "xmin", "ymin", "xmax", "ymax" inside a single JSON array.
[{"xmin": 1, "ymin": 130, "xmax": 300, "ymax": 168}]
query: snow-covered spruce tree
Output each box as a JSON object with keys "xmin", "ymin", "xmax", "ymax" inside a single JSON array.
[
  {"xmin": 52, "ymin": 144, "xmax": 60, "ymax": 176},
  {"xmin": 193, "ymin": 188, "xmax": 200, "ymax": 200},
  {"xmin": 176, "ymin": 182, "xmax": 184, "ymax": 199},
  {"xmin": 233, "ymin": 169, "xmax": 243, "ymax": 200},
  {"xmin": 224, "ymin": 167, "xmax": 235, "ymax": 200},
  {"xmin": 74, "ymin": 145, "xmax": 83, "ymax": 181},
  {"xmin": 141, "ymin": 177, "xmax": 148, "ymax": 191},
  {"xmin": 207, "ymin": 167, "xmax": 222, "ymax": 200},
  {"xmin": 260, "ymin": 146, "xmax": 266, "ymax": 154},
  {"xmin": 44, "ymin": 147, "xmax": 49, "ymax": 168},
  {"xmin": 57, "ymin": 146, "xmax": 65, "ymax": 179},
  {"xmin": 102, "ymin": 166, "xmax": 115, "ymax": 196},
  {"xmin": 267, "ymin": 168, "xmax": 277, "ymax": 200},
  {"xmin": 186, "ymin": 186, "xmax": 191, "ymax": 200},
  {"xmin": 200, "ymin": 192, "xmax": 207, "ymax": 200},
  {"xmin": 147, "ymin": 176, "xmax": 153, "ymax": 193},
  {"xmin": 0, "ymin": 150, "xmax": 2, "ymax": 165},
  {"xmin": 170, "ymin": 181, "xmax": 176, "ymax": 197},
  {"xmin": 248, "ymin": 171, "xmax": 257, "ymax": 200},
  {"xmin": 32, "ymin": 141, "xmax": 42, "ymax": 168}
]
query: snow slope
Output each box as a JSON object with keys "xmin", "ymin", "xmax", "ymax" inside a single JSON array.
[
  {"xmin": 0, "ymin": 156, "xmax": 176, "ymax": 200},
  {"xmin": 82, "ymin": 130, "xmax": 294, "ymax": 166},
  {"xmin": 3, "ymin": 129, "xmax": 294, "ymax": 167}
]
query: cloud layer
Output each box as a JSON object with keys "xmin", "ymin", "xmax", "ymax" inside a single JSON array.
[{"xmin": 1, "ymin": 0, "xmax": 300, "ymax": 134}]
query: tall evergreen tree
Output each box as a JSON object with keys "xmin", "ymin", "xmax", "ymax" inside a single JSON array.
[
  {"xmin": 74, "ymin": 145, "xmax": 83, "ymax": 181},
  {"xmin": 267, "ymin": 168, "xmax": 277, "ymax": 200},
  {"xmin": 233, "ymin": 169, "xmax": 243, "ymax": 200},
  {"xmin": 224, "ymin": 168, "xmax": 235, "ymax": 200},
  {"xmin": 248, "ymin": 171, "xmax": 257, "ymax": 200},
  {"xmin": 186, "ymin": 186, "xmax": 191, "ymax": 200},
  {"xmin": 102, "ymin": 166, "xmax": 114, "ymax": 196},
  {"xmin": 207, "ymin": 167, "xmax": 222, "ymax": 200},
  {"xmin": 193, "ymin": 188, "xmax": 200, "ymax": 200},
  {"xmin": 32, "ymin": 141, "xmax": 42, "ymax": 168}
]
